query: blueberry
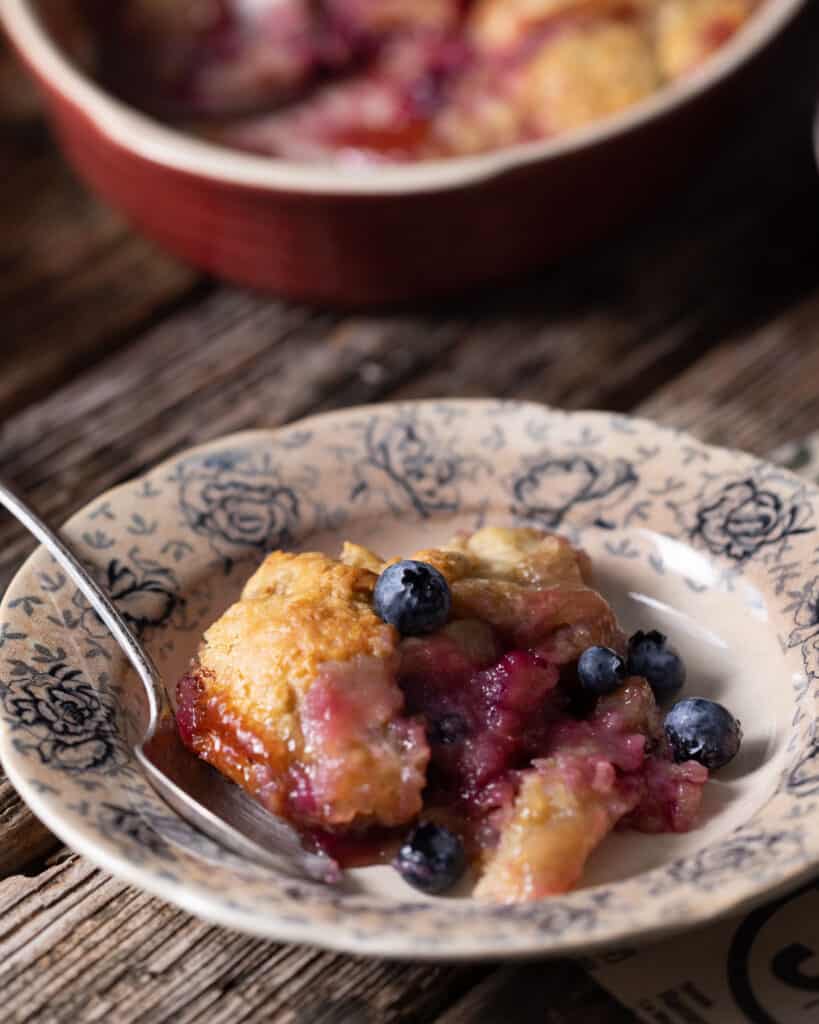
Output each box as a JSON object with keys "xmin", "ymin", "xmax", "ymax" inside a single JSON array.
[
  {"xmin": 627, "ymin": 630, "xmax": 686, "ymax": 700},
  {"xmin": 374, "ymin": 560, "xmax": 451, "ymax": 636},
  {"xmin": 577, "ymin": 646, "xmax": 627, "ymax": 695},
  {"xmin": 394, "ymin": 822, "xmax": 466, "ymax": 894},
  {"xmin": 664, "ymin": 698, "xmax": 742, "ymax": 770}
]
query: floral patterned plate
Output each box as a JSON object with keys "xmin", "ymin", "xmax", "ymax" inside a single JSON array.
[{"xmin": 1, "ymin": 400, "xmax": 817, "ymax": 960}]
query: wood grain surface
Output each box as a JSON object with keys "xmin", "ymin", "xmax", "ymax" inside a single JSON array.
[{"xmin": 1, "ymin": 6, "xmax": 819, "ymax": 1021}]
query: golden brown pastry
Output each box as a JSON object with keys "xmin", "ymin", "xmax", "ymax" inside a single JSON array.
[{"xmin": 177, "ymin": 527, "xmax": 710, "ymax": 900}]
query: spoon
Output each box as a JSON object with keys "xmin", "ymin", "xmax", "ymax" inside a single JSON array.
[{"xmin": 0, "ymin": 481, "xmax": 339, "ymax": 885}]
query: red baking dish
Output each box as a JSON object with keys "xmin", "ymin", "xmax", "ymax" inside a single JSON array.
[{"xmin": 1, "ymin": 0, "xmax": 807, "ymax": 306}]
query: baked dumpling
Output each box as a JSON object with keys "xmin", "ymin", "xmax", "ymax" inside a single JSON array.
[{"xmin": 177, "ymin": 527, "xmax": 710, "ymax": 900}]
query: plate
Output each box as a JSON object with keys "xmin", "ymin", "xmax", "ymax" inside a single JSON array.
[{"xmin": 1, "ymin": 400, "xmax": 817, "ymax": 960}]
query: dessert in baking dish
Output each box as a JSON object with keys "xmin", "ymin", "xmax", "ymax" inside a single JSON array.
[
  {"xmin": 176, "ymin": 527, "xmax": 741, "ymax": 902},
  {"xmin": 88, "ymin": 0, "xmax": 763, "ymax": 164}
]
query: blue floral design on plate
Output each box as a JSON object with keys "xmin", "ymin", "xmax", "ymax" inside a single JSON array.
[
  {"xmin": 351, "ymin": 411, "xmax": 490, "ymax": 518},
  {"xmin": 74, "ymin": 554, "xmax": 181, "ymax": 639},
  {"xmin": 1, "ymin": 661, "xmax": 128, "ymax": 775},
  {"xmin": 176, "ymin": 449, "xmax": 302, "ymax": 562},
  {"xmin": 691, "ymin": 478, "xmax": 814, "ymax": 562},
  {"xmin": 509, "ymin": 451, "xmax": 638, "ymax": 528}
]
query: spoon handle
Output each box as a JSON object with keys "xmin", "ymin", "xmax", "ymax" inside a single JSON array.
[{"xmin": 0, "ymin": 481, "xmax": 169, "ymax": 736}]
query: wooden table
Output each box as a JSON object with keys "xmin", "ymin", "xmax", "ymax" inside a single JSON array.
[{"xmin": 2, "ymin": 9, "xmax": 819, "ymax": 1021}]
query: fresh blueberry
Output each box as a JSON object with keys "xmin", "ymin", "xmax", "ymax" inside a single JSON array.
[
  {"xmin": 627, "ymin": 630, "xmax": 686, "ymax": 700},
  {"xmin": 374, "ymin": 560, "xmax": 451, "ymax": 635},
  {"xmin": 664, "ymin": 698, "xmax": 742, "ymax": 770},
  {"xmin": 394, "ymin": 822, "xmax": 466, "ymax": 894},
  {"xmin": 577, "ymin": 645, "xmax": 627, "ymax": 695}
]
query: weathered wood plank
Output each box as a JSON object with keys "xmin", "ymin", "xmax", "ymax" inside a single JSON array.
[
  {"xmin": 639, "ymin": 287, "xmax": 819, "ymax": 452},
  {"xmin": 0, "ymin": 772, "xmax": 56, "ymax": 877},
  {"xmin": 0, "ymin": 109, "xmax": 200, "ymax": 416},
  {"xmin": 0, "ymin": 854, "xmax": 490, "ymax": 1024}
]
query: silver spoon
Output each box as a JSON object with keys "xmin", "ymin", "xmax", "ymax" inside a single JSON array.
[{"xmin": 0, "ymin": 481, "xmax": 339, "ymax": 885}]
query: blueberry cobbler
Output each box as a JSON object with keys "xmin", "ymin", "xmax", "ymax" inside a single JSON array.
[
  {"xmin": 176, "ymin": 527, "xmax": 741, "ymax": 901},
  {"xmin": 86, "ymin": 0, "xmax": 763, "ymax": 164}
]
